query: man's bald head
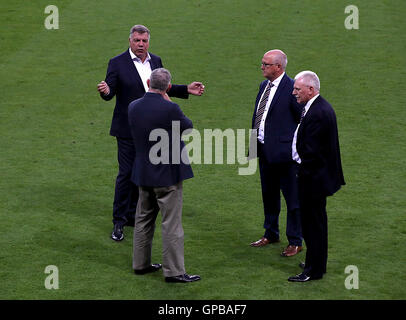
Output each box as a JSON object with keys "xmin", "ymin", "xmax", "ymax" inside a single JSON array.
[
  {"xmin": 264, "ymin": 50, "xmax": 288, "ymax": 70},
  {"xmin": 261, "ymin": 49, "xmax": 288, "ymax": 81}
]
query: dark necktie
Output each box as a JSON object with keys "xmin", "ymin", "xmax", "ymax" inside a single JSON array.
[
  {"xmin": 299, "ymin": 107, "xmax": 306, "ymax": 124},
  {"xmin": 254, "ymin": 82, "xmax": 274, "ymax": 130}
]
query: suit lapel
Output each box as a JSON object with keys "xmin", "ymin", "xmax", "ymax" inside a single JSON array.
[
  {"xmin": 149, "ymin": 55, "xmax": 160, "ymax": 70},
  {"xmin": 298, "ymin": 95, "xmax": 321, "ymax": 137},
  {"xmin": 125, "ymin": 49, "xmax": 146, "ymax": 92},
  {"xmin": 268, "ymin": 74, "xmax": 288, "ymax": 115}
]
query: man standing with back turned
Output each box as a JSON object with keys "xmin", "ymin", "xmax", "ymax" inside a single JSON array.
[
  {"xmin": 97, "ymin": 25, "xmax": 204, "ymax": 241},
  {"xmin": 289, "ymin": 71, "xmax": 345, "ymax": 282},
  {"xmin": 250, "ymin": 50, "xmax": 304, "ymax": 257},
  {"xmin": 129, "ymin": 68, "xmax": 200, "ymax": 283}
]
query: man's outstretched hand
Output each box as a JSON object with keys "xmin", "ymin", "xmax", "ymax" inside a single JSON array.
[{"xmin": 187, "ymin": 82, "xmax": 205, "ymax": 96}]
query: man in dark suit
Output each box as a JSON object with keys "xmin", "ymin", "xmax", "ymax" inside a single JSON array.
[
  {"xmin": 128, "ymin": 68, "xmax": 200, "ymax": 283},
  {"xmin": 97, "ymin": 25, "xmax": 204, "ymax": 241},
  {"xmin": 288, "ymin": 71, "xmax": 345, "ymax": 282},
  {"xmin": 250, "ymin": 50, "xmax": 304, "ymax": 257}
]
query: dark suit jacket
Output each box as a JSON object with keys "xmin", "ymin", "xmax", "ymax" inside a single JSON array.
[
  {"xmin": 128, "ymin": 92, "xmax": 194, "ymax": 187},
  {"xmin": 101, "ymin": 49, "xmax": 189, "ymax": 138},
  {"xmin": 297, "ymin": 95, "xmax": 345, "ymax": 197},
  {"xmin": 251, "ymin": 74, "xmax": 303, "ymax": 163}
]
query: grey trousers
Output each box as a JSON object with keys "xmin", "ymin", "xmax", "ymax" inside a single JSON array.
[{"xmin": 133, "ymin": 182, "xmax": 185, "ymax": 277}]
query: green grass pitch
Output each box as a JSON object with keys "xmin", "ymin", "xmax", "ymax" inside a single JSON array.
[{"xmin": 0, "ymin": 0, "xmax": 405, "ymax": 300}]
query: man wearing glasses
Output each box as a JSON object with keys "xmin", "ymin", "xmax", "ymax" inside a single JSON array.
[{"xmin": 249, "ymin": 50, "xmax": 304, "ymax": 258}]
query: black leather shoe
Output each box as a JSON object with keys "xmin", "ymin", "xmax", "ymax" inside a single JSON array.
[
  {"xmin": 134, "ymin": 263, "xmax": 162, "ymax": 275},
  {"xmin": 288, "ymin": 272, "xmax": 312, "ymax": 282},
  {"xmin": 298, "ymin": 262, "xmax": 326, "ymax": 274},
  {"xmin": 111, "ymin": 224, "xmax": 124, "ymax": 241},
  {"xmin": 165, "ymin": 273, "xmax": 201, "ymax": 283}
]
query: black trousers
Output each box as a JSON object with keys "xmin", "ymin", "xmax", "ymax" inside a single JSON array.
[
  {"xmin": 299, "ymin": 188, "xmax": 328, "ymax": 279},
  {"xmin": 258, "ymin": 155, "xmax": 302, "ymax": 246},
  {"xmin": 112, "ymin": 137, "xmax": 139, "ymax": 226}
]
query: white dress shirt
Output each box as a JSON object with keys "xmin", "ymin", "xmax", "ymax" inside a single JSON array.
[
  {"xmin": 257, "ymin": 72, "xmax": 285, "ymax": 144},
  {"xmin": 129, "ymin": 48, "xmax": 152, "ymax": 92},
  {"xmin": 292, "ymin": 94, "xmax": 320, "ymax": 163}
]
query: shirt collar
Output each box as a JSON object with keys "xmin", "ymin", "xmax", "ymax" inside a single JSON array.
[
  {"xmin": 129, "ymin": 48, "xmax": 151, "ymax": 63},
  {"xmin": 269, "ymin": 72, "xmax": 285, "ymax": 87},
  {"xmin": 304, "ymin": 94, "xmax": 320, "ymax": 112}
]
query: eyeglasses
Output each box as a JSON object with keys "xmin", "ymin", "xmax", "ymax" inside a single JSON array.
[{"xmin": 261, "ymin": 62, "xmax": 278, "ymax": 68}]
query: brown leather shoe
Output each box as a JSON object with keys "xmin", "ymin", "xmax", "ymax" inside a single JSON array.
[
  {"xmin": 281, "ymin": 245, "xmax": 303, "ymax": 257},
  {"xmin": 250, "ymin": 237, "xmax": 279, "ymax": 247}
]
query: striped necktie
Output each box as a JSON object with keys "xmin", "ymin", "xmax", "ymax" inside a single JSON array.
[{"xmin": 254, "ymin": 82, "xmax": 274, "ymax": 130}]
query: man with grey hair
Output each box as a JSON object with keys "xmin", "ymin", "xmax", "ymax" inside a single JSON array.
[
  {"xmin": 289, "ymin": 71, "xmax": 345, "ymax": 282},
  {"xmin": 97, "ymin": 25, "xmax": 204, "ymax": 242},
  {"xmin": 249, "ymin": 49, "xmax": 304, "ymax": 258},
  {"xmin": 127, "ymin": 68, "xmax": 200, "ymax": 283}
]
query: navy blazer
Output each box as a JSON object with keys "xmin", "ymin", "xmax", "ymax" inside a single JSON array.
[
  {"xmin": 101, "ymin": 49, "xmax": 189, "ymax": 138},
  {"xmin": 252, "ymin": 74, "xmax": 303, "ymax": 163},
  {"xmin": 128, "ymin": 92, "xmax": 194, "ymax": 187},
  {"xmin": 297, "ymin": 95, "xmax": 345, "ymax": 197}
]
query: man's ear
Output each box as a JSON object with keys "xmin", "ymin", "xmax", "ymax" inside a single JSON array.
[
  {"xmin": 147, "ymin": 79, "xmax": 151, "ymax": 88},
  {"xmin": 166, "ymin": 83, "xmax": 172, "ymax": 92}
]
